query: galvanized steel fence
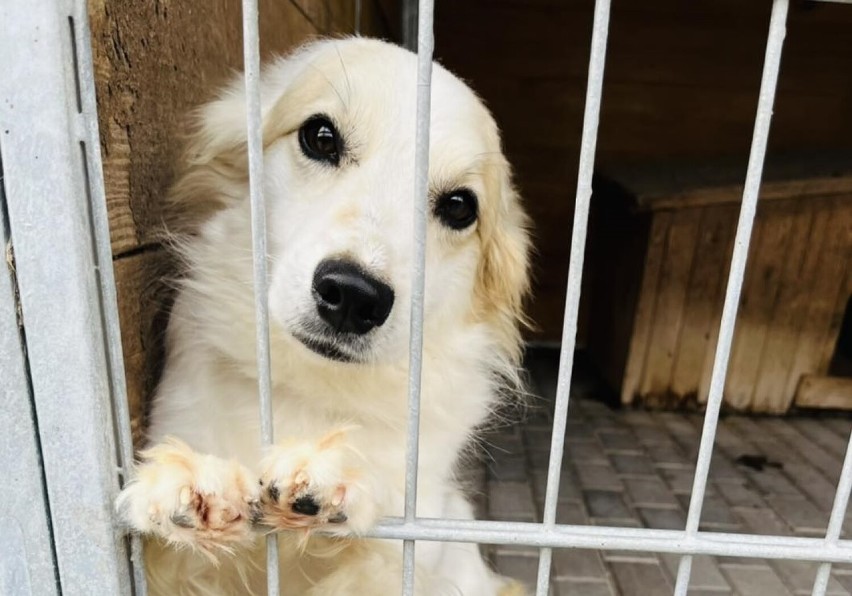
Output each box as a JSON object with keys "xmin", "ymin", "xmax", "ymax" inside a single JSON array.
[{"xmin": 2, "ymin": 0, "xmax": 852, "ymax": 595}]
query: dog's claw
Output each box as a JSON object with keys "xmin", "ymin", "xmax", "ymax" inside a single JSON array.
[
  {"xmin": 267, "ymin": 482, "xmax": 280, "ymax": 503},
  {"xmin": 170, "ymin": 512, "xmax": 195, "ymax": 528},
  {"xmin": 249, "ymin": 500, "xmax": 264, "ymax": 525},
  {"xmin": 328, "ymin": 511, "xmax": 348, "ymax": 524}
]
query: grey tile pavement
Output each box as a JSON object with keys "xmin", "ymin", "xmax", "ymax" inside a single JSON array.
[
  {"xmin": 476, "ymin": 350, "xmax": 852, "ymax": 594},
  {"xmin": 720, "ymin": 564, "xmax": 794, "ymax": 596}
]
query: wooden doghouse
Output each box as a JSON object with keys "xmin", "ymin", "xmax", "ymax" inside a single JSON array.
[{"xmin": 586, "ymin": 155, "xmax": 852, "ymax": 413}]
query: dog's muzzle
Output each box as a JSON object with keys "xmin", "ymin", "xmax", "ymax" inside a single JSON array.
[
  {"xmin": 311, "ymin": 259, "xmax": 394, "ymax": 336},
  {"xmin": 293, "ymin": 259, "xmax": 395, "ymax": 363}
]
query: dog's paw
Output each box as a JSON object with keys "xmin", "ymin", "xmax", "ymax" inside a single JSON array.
[
  {"xmin": 117, "ymin": 439, "xmax": 261, "ymax": 556},
  {"xmin": 259, "ymin": 427, "xmax": 377, "ymax": 535}
]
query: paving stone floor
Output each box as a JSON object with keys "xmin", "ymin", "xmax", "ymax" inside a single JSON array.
[{"xmin": 469, "ymin": 349, "xmax": 852, "ymax": 595}]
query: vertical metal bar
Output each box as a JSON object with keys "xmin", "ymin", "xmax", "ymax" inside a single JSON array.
[
  {"xmin": 811, "ymin": 430, "xmax": 852, "ymax": 596},
  {"xmin": 69, "ymin": 2, "xmax": 148, "ymax": 592},
  {"xmin": 533, "ymin": 1, "xmax": 612, "ymax": 594},
  {"xmin": 240, "ymin": 0, "xmax": 279, "ymax": 593},
  {"xmin": 673, "ymin": 555, "xmax": 694, "ymax": 596},
  {"xmin": 402, "ymin": 0, "xmax": 419, "ymax": 51},
  {"xmin": 673, "ymin": 0, "xmax": 789, "ymax": 592},
  {"xmin": 0, "ymin": 0, "xmax": 134, "ymax": 592},
  {"xmin": 401, "ymin": 1, "xmax": 434, "ymax": 594},
  {"xmin": 355, "ymin": 0, "xmax": 362, "ymax": 35},
  {"xmin": 1, "ymin": 166, "xmax": 61, "ymax": 595}
]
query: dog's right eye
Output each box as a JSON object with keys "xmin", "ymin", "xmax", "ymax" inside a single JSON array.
[{"xmin": 298, "ymin": 116, "xmax": 342, "ymax": 166}]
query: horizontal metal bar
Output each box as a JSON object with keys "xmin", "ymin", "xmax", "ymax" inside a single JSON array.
[{"xmin": 365, "ymin": 518, "xmax": 852, "ymax": 564}]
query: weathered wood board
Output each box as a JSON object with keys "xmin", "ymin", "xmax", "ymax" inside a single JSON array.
[{"xmin": 796, "ymin": 376, "xmax": 852, "ymax": 410}]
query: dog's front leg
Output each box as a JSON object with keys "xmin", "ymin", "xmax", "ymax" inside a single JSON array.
[
  {"xmin": 116, "ymin": 439, "xmax": 261, "ymax": 556},
  {"xmin": 258, "ymin": 427, "xmax": 380, "ymax": 536}
]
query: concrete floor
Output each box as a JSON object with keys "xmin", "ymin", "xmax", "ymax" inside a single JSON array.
[{"xmin": 469, "ymin": 349, "xmax": 852, "ymax": 595}]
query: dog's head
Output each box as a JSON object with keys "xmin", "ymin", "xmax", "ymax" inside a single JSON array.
[{"xmin": 171, "ymin": 38, "xmax": 530, "ymax": 374}]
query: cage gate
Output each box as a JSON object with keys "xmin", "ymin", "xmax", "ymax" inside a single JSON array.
[{"xmin": 2, "ymin": 0, "xmax": 852, "ymax": 595}]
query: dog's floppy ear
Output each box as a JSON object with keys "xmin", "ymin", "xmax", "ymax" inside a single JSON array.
[
  {"xmin": 476, "ymin": 157, "xmax": 533, "ymax": 368},
  {"xmin": 165, "ymin": 85, "xmax": 252, "ymax": 235},
  {"xmin": 165, "ymin": 42, "xmax": 323, "ymax": 236}
]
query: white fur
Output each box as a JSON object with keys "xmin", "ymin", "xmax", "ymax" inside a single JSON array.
[{"xmin": 117, "ymin": 37, "xmax": 530, "ymax": 595}]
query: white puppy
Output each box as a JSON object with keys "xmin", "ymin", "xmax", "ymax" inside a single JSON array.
[{"xmin": 117, "ymin": 37, "xmax": 531, "ymax": 595}]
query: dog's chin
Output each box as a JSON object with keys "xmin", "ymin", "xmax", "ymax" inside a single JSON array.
[{"xmin": 292, "ymin": 332, "xmax": 363, "ymax": 364}]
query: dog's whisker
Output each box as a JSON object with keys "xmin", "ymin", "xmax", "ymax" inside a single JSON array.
[
  {"xmin": 305, "ymin": 62, "xmax": 349, "ymax": 112},
  {"xmin": 333, "ymin": 43, "xmax": 353, "ymax": 105}
]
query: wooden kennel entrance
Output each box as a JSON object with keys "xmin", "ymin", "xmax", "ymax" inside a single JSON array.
[{"xmin": 586, "ymin": 155, "xmax": 852, "ymax": 413}]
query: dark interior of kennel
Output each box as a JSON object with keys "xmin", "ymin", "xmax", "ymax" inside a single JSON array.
[
  {"xmin": 91, "ymin": 0, "xmax": 852, "ymax": 443},
  {"xmin": 433, "ymin": 0, "xmax": 852, "ymax": 412}
]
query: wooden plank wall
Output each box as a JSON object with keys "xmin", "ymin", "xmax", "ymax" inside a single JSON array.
[
  {"xmin": 90, "ymin": 0, "xmax": 399, "ymax": 444},
  {"xmin": 433, "ymin": 0, "xmax": 852, "ymax": 344},
  {"xmin": 619, "ymin": 195, "xmax": 852, "ymax": 413}
]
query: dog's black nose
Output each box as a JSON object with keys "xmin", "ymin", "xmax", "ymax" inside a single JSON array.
[{"xmin": 312, "ymin": 259, "xmax": 394, "ymax": 335}]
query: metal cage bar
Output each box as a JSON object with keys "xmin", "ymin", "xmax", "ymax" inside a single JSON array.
[
  {"xmin": 1, "ymin": 162, "xmax": 60, "ymax": 595},
  {"xmin": 368, "ymin": 518, "xmax": 852, "ymax": 563},
  {"xmin": 673, "ymin": 0, "xmax": 789, "ymax": 592},
  {"xmin": 0, "ymin": 0, "xmax": 136, "ymax": 593},
  {"xmin": 5, "ymin": 0, "xmax": 852, "ymax": 593},
  {"xmin": 239, "ymin": 0, "xmax": 281, "ymax": 593},
  {"xmin": 811, "ymin": 434, "xmax": 852, "ymax": 596},
  {"xmin": 70, "ymin": 0, "xmax": 149, "ymax": 591},
  {"xmin": 401, "ymin": 1, "xmax": 436, "ymax": 594},
  {"xmin": 533, "ymin": 0, "xmax": 612, "ymax": 593},
  {"xmin": 402, "ymin": 1, "xmax": 419, "ymax": 51}
]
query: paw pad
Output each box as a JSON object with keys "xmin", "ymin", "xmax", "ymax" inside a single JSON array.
[
  {"xmin": 293, "ymin": 495, "xmax": 320, "ymax": 516},
  {"xmin": 260, "ymin": 470, "xmax": 349, "ymax": 529}
]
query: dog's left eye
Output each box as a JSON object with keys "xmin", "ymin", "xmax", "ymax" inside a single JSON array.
[
  {"xmin": 298, "ymin": 116, "xmax": 342, "ymax": 166},
  {"xmin": 434, "ymin": 189, "xmax": 478, "ymax": 230}
]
